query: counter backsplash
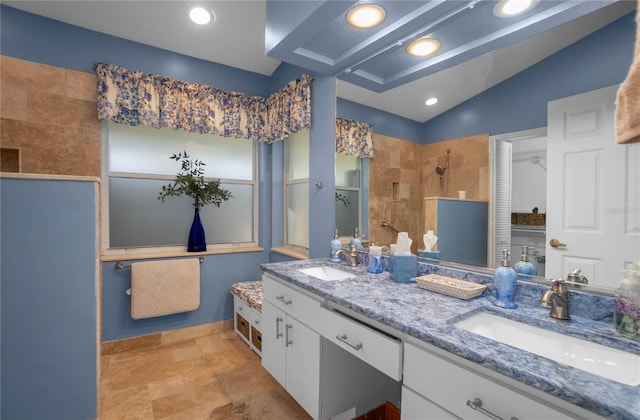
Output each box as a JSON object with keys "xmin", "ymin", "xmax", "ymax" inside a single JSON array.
[{"xmin": 346, "ymin": 250, "xmax": 615, "ymax": 323}]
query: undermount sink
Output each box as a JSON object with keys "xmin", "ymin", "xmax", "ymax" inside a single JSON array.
[
  {"xmin": 455, "ymin": 312, "xmax": 640, "ymax": 386},
  {"xmin": 298, "ymin": 266, "xmax": 355, "ymax": 281}
]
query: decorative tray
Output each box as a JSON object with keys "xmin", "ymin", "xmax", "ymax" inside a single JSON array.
[{"xmin": 416, "ymin": 274, "xmax": 487, "ymax": 300}]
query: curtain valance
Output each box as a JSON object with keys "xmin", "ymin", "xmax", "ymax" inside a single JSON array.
[
  {"xmin": 336, "ymin": 117, "xmax": 374, "ymax": 158},
  {"xmin": 95, "ymin": 63, "xmax": 312, "ymax": 143}
]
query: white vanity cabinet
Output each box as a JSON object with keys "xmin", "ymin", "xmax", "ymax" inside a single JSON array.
[
  {"xmin": 261, "ymin": 274, "xmax": 322, "ymax": 419},
  {"xmin": 401, "ymin": 342, "xmax": 599, "ymax": 420}
]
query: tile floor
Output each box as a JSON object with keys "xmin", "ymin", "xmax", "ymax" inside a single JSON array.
[{"xmin": 99, "ymin": 330, "xmax": 311, "ymax": 419}]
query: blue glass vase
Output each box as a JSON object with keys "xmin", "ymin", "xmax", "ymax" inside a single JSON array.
[{"xmin": 188, "ymin": 208, "xmax": 206, "ymax": 252}]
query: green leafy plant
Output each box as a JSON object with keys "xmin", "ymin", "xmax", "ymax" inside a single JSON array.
[
  {"xmin": 335, "ymin": 192, "xmax": 350, "ymax": 206},
  {"xmin": 158, "ymin": 151, "xmax": 233, "ymax": 209}
]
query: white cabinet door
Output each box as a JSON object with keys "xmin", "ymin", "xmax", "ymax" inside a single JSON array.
[
  {"xmin": 401, "ymin": 386, "xmax": 459, "ymax": 420},
  {"xmin": 261, "ymin": 301, "xmax": 286, "ymax": 388},
  {"xmin": 286, "ymin": 315, "xmax": 320, "ymax": 418}
]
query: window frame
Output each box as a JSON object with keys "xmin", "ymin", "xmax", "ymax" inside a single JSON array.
[
  {"xmin": 283, "ymin": 131, "xmax": 310, "ymax": 254},
  {"xmin": 335, "ymin": 152, "xmax": 363, "ymax": 240},
  {"xmin": 100, "ymin": 121, "xmax": 260, "ymax": 256}
]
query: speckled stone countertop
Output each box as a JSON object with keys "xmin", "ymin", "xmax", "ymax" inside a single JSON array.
[{"xmin": 260, "ymin": 255, "xmax": 640, "ymax": 419}]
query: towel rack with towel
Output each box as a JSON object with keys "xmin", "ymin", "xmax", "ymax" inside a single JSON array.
[
  {"xmin": 115, "ymin": 256, "xmax": 204, "ymax": 270},
  {"xmin": 122, "ymin": 258, "xmax": 203, "ymax": 319}
]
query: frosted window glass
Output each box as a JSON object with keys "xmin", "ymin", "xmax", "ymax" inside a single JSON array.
[
  {"xmin": 286, "ymin": 183, "xmax": 309, "ymax": 248},
  {"xmin": 335, "ymin": 189, "xmax": 360, "ymax": 236},
  {"xmin": 109, "ymin": 177, "xmax": 253, "ymax": 248},
  {"xmin": 286, "ymin": 130, "xmax": 309, "ymax": 180},
  {"xmin": 336, "ymin": 153, "xmax": 360, "ymax": 188},
  {"xmin": 109, "ymin": 122, "xmax": 254, "ymax": 180}
]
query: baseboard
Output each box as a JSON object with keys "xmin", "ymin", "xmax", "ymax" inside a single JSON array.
[{"xmin": 101, "ymin": 319, "xmax": 233, "ymax": 355}]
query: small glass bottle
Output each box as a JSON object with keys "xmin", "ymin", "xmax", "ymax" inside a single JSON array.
[
  {"xmin": 614, "ymin": 265, "xmax": 640, "ymax": 341},
  {"xmin": 493, "ymin": 249, "xmax": 518, "ymax": 309},
  {"xmin": 350, "ymin": 227, "xmax": 362, "ymax": 250},
  {"xmin": 514, "ymin": 246, "xmax": 536, "ymax": 279},
  {"xmin": 330, "ymin": 229, "xmax": 342, "ymax": 262}
]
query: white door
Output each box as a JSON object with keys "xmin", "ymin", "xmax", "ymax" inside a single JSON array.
[{"xmin": 546, "ymin": 84, "xmax": 640, "ymax": 288}]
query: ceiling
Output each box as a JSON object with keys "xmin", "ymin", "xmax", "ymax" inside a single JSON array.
[{"xmin": 5, "ymin": 1, "xmax": 636, "ymax": 123}]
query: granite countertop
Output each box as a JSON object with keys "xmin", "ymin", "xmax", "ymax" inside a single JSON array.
[{"xmin": 260, "ymin": 257, "xmax": 640, "ymax": 419}]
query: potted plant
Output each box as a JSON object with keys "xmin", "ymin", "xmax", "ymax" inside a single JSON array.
[{"xmin": 158, "ymin": 151, "xmax": 233, "ymax": 252}]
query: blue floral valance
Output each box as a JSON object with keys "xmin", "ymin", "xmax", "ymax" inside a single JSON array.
[
  {"xmin": 94, "ymin": 63, "xmax": 312, "ymax": 143},
  {"xmin": 336, "ymin": 117, "xmax": 374, "ymax": 158}
]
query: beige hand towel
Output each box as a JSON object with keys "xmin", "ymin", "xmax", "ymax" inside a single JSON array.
[
  {"xmin": 616, "ymin": 1, "xmax": 640, "ymax": 144},
  {"xmin": 130, "ymin": 258, "xmax": 200, "ymax": 319}
]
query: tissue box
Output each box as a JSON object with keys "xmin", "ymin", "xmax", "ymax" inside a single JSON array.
[
  {"xmin": 417, "ymin": 250, "xmax": 440, "ymax": 260},
  {"xmin": 391, "ymin": 254, "xmax": 417, "ymax": 283}
]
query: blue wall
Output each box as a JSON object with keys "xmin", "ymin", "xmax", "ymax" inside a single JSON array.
[
  {"xmin": 423, "ymin": 12, "xmax": 636, "ymax": 143},
  {"xmin": 337, "ymin": 98, "xmax": 424, "ymax": 144},
  {"xmin": 1, "ymin": 177, "xmax": 98, "ymax": 419}
]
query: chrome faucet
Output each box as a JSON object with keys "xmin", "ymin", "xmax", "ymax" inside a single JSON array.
[
  {"xmin": 333, "ymin": 244, "xmax": 358, "ymax": 267},
  {"xmin": 541, "ymin": 279, "xmax": 570, "ymax": 320}
]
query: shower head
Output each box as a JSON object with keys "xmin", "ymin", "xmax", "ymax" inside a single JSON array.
[{"xmin": 435, "ymin": 166, "xmax": 446, "ymax": 175}]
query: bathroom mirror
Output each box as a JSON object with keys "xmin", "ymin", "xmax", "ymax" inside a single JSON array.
[{"xmin": 337, "ymin": 5, "xmax": 637, "ymax": 294}]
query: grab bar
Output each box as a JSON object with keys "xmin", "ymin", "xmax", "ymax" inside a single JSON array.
[
  {"xmin": 115, "ymin": 256, "xmax": 204, "ymax": 270},
  {"xmin": 381, "ymin": 221, "xmax": 401, "ymax": 233}
]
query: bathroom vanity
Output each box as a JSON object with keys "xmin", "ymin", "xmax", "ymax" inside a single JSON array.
[{"xmin": 260, "ymin": 257, "xmax": 639, "ymax": 420}]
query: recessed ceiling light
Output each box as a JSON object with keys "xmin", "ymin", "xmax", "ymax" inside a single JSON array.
[
  {"xmin": 494, "ymin": 0, "xmax": 537, "ymax": 17},
  {"xmin": 346, "ymin": 4, "xmax": 386, "ymax": 29},
  {"xmin": 188, "ymin": 6, "xmax": 213, "ymax": 25},
  {"xmin": 406, "ymin": 37, "xmax": 441, "ymax": 57},
  {"xmin": 425, "ymin": 97, "xmax": 438, "ymax": 106}
]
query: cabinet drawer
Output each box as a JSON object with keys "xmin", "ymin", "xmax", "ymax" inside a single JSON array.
[
  {"xmin": 262, "ymin": 274, "xmax": 321, "ymax": 330},
  {"xmin": 320, "ymin": 308, "xmax": 402, "ymax": 381},
  {"xmin": 234, "ymin": 296, "xmax": 261, "ymax": 326},
  {"xmin": 403, "ymin": 343, "xmax": 572, "ymax": 419}
]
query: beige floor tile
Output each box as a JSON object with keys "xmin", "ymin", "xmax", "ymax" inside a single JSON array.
[
  {"xmin": 99, "ymin": 329, "xmax": 308, "ymax": 420},
  {"xmin": 147, "ymin": 376, "xmax": 186, "ymax": 400}
]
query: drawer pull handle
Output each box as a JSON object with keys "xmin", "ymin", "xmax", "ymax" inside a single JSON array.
[
  {"xmin": 276, "ymin": 295, "xmax": 292, "ymax": 305},
  {"xmin": 275, "ymin": 317, "xmax": 283, "ymax": 339},
  {"xmin": 336, "ymin": 334, "xmax": 363, "ymax": 351},
  {"xmin": 285, "ymin": 324, "xmax": 293, "ymax": 347},
  {"xmin": 466, "ymin": 398, "xmax": 518, "ymax": 420}
]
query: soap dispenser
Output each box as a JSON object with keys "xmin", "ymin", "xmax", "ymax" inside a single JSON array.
[
  {"xmin": 350, "ymin": 227, "xmax": 362, "ymax": 250},
  {"xmin": 514, "ymin": 246, "xmax": 536, "ymax": 279},
  {"xmin": 330, "ymin": 229, "xmax": 342, "ymax": 262},
  {"xmin": 614, "ymin": 264, "xmax": 640, "ymax": 341},
  {"xmin": 493, "ymin": 249, "xmax": 518, "ymax": 309}
]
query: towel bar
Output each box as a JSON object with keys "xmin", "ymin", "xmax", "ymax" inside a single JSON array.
[{"xmin": 115, "ymin": 256, "xmax": 204, "ymax": 270}]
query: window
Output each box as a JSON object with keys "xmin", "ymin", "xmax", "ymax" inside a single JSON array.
[
  {"xmin": 335, "ymin": 153, "xmax": 362, "ymax": 238},
  {"xmin": 284, "ymin": 130, "xmax": 310, "ymax": 250},
  {"xmin": 102, "ymin": 121, "xmax": 258, "ymax": 252}
]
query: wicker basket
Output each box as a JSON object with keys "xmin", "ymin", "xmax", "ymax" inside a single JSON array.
[{"xmin": 416, "ymin": 274, "xmax": 487, "ymax": 300}]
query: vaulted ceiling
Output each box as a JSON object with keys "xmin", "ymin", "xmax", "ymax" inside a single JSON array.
[{"xmin": 5, "ymin": 1, "xmax": 636, "ymax": 122}]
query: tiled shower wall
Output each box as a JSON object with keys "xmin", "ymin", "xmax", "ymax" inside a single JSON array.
[
  {"xmin": 369, "ymin": 133, "xmax": 489, "ymax": 253},
  {"xmin": 0, "ymin": 56, "xmax": 100, "ymax": 176}
]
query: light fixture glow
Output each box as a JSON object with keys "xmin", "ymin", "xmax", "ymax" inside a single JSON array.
[
  {"xmin": 406, "ymin": 37, "xmax": 441, "ymax": 57},
  {"xmin": 494, "ymin": 0, "xmax": 537, "ymax": 17},
  {"xmin": 188, "ymin": 6, "xmax": 212, "ymax": 25},
  {"xmin": 425, "ymin": 97, "xmax": 438, "ymax": 106},
  {"xmin": 346, "ymin": 4, "xmax": 386, "ymax": 29}
]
